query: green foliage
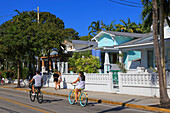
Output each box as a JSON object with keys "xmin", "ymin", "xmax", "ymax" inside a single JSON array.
[
  {"xmin": 0, "ymin": 70, "xmax": 15, "ymax": 79},
  {"xmin": 79, "ymin": 35, "xmax": 93, "ymax": 41},
  {"xmin": 88, "ymin": 19, "xmax": 146, "ymax": 35},
  {"xmin": 116, "ymin": 62, "xmax": 126, "ymax": 73},
  {"xmin": 20, "ymin": 67, "xmax": 29, "ymax": 79},
  {"xmin": 141, "ymin": 0, "xmax": 153, "ymax": 33},
  {"xmin": 102, "ymin": 20, "xmax": 116, "ymax": 31},
  {"xmin": 141, "ymin": 0, "xmax": 170, "ymax": 31},
  {"xmin": 0, "ymin": 10, "xmax": 78, "ymax": 80},
  {"xmin": 115, "ymin": 18, "xmax": 144, "ymax": 33},
  {"xmin": 149, "ymin": 67, "xmax": 157, "ymax": 73},
  {"xmin": 65, "ymin": 28, "xmax": 79, "ymax": 40},
  {"xmin": 88, "ymin": 20, "xmax": 103, "ymax": 36},
  {"xmin": 68, "ymin": 52, "xmax": 100, "ymax": 73}
]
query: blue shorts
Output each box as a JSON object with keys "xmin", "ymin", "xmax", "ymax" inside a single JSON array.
[{"xmin": 34, "ymin": 85, "xmax": 41, "ymax": 88}]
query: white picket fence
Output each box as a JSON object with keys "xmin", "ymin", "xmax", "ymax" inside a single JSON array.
[
  {"xmin": 43, "ymin": 73, "xmax": 114, "ymax": 92},
  {"xmin": 6, "ymin": 71, "xmax": 170, "ymax": 97},
  {"xmin": 118, "ymin": 71, "xmax": 170, "ymax": 97}
]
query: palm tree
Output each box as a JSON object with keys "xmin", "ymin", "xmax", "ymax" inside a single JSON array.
[
  {"xmin": 120, "ymin": 18, "xmax": 134, "ymax": 33},
  {"xmin": 141, "ymin": 0, "xmax": 153, "ymax": 33},
  {"xmin": 131, "ymin": 23, "xmax": 144, "ymax": 33},
  {"xmin": 141, "ymin": 0, "xmax": 170, "ymax": 28},
  {"xmin": 115, "ymin": 24, "xmax": 124, "ymax": 32},
  {"xmin": 114, "ymin": 18, "xmax": 144, "ymax": 33},
  {"xmin": 88, "ymin": 20, "xmax": 103, "ymax": 36},
  {"xmin": 102, "ymin": 20, "xmax": 116, "ymax": 31},
  {"xmin": 152, "ymin": 0, "xmax": 170, "ymax": 105}
]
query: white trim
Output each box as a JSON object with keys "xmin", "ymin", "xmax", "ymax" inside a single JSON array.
[
  {"xmin": 103, "ymin": 47, "xmax": 119, "ymax": 51},
  {"xmin": 115, "ymin": 42, "xmax": 153, "ymax": 49},
  {"xmin": 91, "ymin": 31, "xmax": 116, "ymax": 41}
]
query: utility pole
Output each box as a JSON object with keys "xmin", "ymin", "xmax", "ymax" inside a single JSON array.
[
  {"xmin": 37, "ymin": 6, "xmax": 41, "ymax": 72},
  {"xmin": 37, "ymin": 6, "xmax": 39, "ymax": 24}
]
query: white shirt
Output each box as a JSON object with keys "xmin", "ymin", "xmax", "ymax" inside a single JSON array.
[{"xmin": 33, "ymin": 74, "xmax": 42, "ymax": 87}]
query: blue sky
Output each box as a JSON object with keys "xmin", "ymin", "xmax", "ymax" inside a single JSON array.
[{"xmin": 0, "ymin": 0, "xmax": 143, "ymax": 37}]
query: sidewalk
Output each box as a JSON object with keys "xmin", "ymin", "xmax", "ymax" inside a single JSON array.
[{"xmin": 1, "ymin": 84, "xmax": 170, "ymax": 113}]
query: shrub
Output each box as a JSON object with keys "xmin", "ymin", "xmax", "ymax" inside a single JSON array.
[{"xmin": 69, "ymin": 52, "xmax": 100, "ymax": 73}]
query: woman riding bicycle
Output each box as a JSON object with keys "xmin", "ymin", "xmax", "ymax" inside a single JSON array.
[{"xmin": 71, "ymin": 71, "xmax": 85, "ymax": 104}]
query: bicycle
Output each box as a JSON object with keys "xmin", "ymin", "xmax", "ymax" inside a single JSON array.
[
  {"xmin": 68, "ymin": 84, "xmax": 88, "ymax": 107},
  {"xmin": 20, "ymin": 79, "xmax": 26, "ymax": 87},
  {"xmin": 0, "ymin": 79, "xmax": 5, "ymax": 85},
  {"xmin": 29, "ymin": 83, "xmax": 43, "ymax": 104}
]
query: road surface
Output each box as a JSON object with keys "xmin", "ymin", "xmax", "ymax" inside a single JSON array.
[{"xmin": 0, "ymin": 87, "xmax": 155, "ymax": 113}]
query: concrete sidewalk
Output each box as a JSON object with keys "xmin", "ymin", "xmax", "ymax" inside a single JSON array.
[{"xmin": 1, "ymin": 84, "xmax": 170, "ymax": 113}]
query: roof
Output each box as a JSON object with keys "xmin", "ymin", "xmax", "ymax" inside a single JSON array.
[
  {"xmin": 92, "ymin": 31, "xmax": 153, "ymax": 41},
  {"xmin": 71, "ymin": 40, "xmax": 98, "ymax": 46},
  {"xmin": 103, "ymin": 31, "xmax": 153, "ymax": 38},
  {"xmin": 115, "ymin": 37, "xmax": 170, "ymax": 50},
  {"xmin": 117, "ymin": 35, "xmax": 153, "ymax": 47}
]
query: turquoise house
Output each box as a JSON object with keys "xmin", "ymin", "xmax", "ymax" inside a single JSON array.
[
  {"xmin": 91, "ymin": 31, "xmax": 153, "ymax": 73},
  {"xmin": 115, "ymin": 22, "xmax": 170, "ymax": 71}
]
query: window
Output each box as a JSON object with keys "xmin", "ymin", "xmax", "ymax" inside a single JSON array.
[{"xmin": 147, "ymin": 50, "xmax": 154, "ymax": 68}]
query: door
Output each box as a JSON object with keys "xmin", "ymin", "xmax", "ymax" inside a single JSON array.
[{"xmin": 168, "ymin": 50, "xmax": 170, "ymax": 69}]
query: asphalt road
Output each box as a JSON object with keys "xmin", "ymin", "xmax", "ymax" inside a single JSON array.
[{"xmin": 0, "ymin": 87, "xmax": 155, "ymax": 113}]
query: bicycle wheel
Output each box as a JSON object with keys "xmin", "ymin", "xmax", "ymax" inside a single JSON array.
[
  {"xmin": 37, "ymin": 91, "xmax": 43, "ymax": 104},
  {"xmin": 20, "ymin": 82, "xmax": 26, "ymax": 87},
  {"xmin": 68, "ymin": 91, "xmax": 75, "ymax": 105},
  {"xmin": 79, "ymin": 92, "xmax": 88, "ymax": 107},
  {"xmin": 30, "ymin": 90, "xmax": 35, "ymax": 102}
]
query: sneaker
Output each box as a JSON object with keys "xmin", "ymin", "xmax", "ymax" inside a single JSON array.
[{"xmin": 32, "ymin": 93, "xmax": 35, "ymax": 96}]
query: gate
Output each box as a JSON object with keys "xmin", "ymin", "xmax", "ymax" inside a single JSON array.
[{"xmin": 110, "ymin": 70, "xmax": 120, "ymax": 88}]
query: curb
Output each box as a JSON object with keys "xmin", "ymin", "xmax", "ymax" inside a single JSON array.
[{"xmin": 1, "ymin": 86, "xmax": 170, "ymax": 113}]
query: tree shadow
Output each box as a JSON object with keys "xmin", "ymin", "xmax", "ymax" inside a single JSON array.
[
  {"xmin": 149, "ymin": 104, "xmax": 170, "ymax": 109},
  {"xmin": 97, "ymin": 98, "xmax": 138, "ymax": 113},
  {"xmin": 0, "ymin": 107, "xmax": 20, "ymax": 113},
  {"xmin": 42, "ymin": 99, "xmax": 63, "ymax": 103}
]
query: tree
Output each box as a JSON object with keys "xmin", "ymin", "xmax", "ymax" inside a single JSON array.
[
  {"xmin": 152, "ymin": 0, "xmax": 170, "ymax": 105},
  {"xmin": 141, "ymin": 0, "xmax": 170, "ymax": 28},
  {"xmin": 118, "ymin": 18, "xmax": 144, "ymax": 33},
  {"xmin": 79, "ymin": 35, "xmax": 93, "ymax": 41},
  {"xmin": 0, "ymin": 10, "xmax": 33, "ymax": 87},
  {"xmin": 65, "ymin": 28, "xmax": 79, "ymax": 40},
  {"xmin": 88, "ymin": 20, "xmax": 103, "ymax": 36},
  {"xmin": 0, "ymin": 10, "xmax": 77, "ymax": 86},
  {"xmin": 102, "ymin": 21, "xmax": 116, "ymax": 31},
  {"xmin": 37, "ymin": 12, "xmax": 71, "ymax": 73},
  {"xmin": 141, "ymin": 0, "xmax": 153, "ymax": 32}
]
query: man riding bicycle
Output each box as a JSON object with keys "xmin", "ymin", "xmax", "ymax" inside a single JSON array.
[{"xmin": 29, "ymin": 71, "xmax": 43, "ymax": 95}]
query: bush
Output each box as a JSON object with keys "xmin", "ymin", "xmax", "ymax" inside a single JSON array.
[
  {"xmin": 0, "ymin": 70, "xmax": 15, "ymax": 79},
  {"xmin": 69, "ymin": 52, "xmax": 100, "ymax": 73}
]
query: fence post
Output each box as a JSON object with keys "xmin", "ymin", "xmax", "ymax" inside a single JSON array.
[
  {"xmin": 118, "ymin": 72, "xmax": 122, "ymax": 93},
  {"xmin": 109, "ymin": 72, "xmax": 113, "ymax": 91}
]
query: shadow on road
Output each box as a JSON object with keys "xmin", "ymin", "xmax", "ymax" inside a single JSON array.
[
  {"xmin": 97, "ymin": 106, "xmax": 127, "ymax": 113},
  {"xmin": 87, "ymin": 102, "xmax": 100, "ymax": 107},
  {"xmin": 0, "ymin": 107, "xmax": 20, "ymax": 113},
  {"xmin": 97, "ymin": 98, "xmax": 137, "ymax": 113},
  {"xmin": 42, "ymin": 99, "xmax": 63, "ymax": 103}
]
